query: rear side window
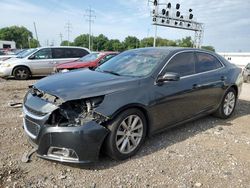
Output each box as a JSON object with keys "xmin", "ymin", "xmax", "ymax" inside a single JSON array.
[
  {"xmin": 52, "ymin": 48, "xmax": 89, "ymax": 59},
  {"xmin": 195, "ymin": 52, "xmax": 222, "ymax": 73},
  {"xmin": 165, "ymin": 52, "xmax": 195, "ymax": 77},
  {"xmin": 52, "ymin": 48, "xmax": 66, "ymax": 58},
  {"xmin": 70, "ymin": 48, "xmax": 89, "ymax": 58}
]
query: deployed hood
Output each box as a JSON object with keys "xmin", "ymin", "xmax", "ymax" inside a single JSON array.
[{"xmin": 34, "ymin": 69, "xmax": 140, "ymax": 101}]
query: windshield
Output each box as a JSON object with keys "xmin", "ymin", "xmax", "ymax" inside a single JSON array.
[
  {"xmin": 79, "ymin": 52, "xmax": 100, "ymax": 62},
  {"xmin": 16, "ymin": 48, "xmax": 37, "ymax": 58},
  {"xmin": 96, "ymin": 49, "xmax": 168, "ymax": 77}
]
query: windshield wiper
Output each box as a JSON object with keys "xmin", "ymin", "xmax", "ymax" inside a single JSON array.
[{"xmin": 101, "ymin": 70, "xmax": 121, "ymax": 76}]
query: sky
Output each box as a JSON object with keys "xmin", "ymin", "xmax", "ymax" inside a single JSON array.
[{"xmin": 0, "ymin": 0, "xmax": 250, "ymax": 52}]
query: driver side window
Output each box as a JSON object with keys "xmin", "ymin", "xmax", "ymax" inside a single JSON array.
[
  {"xmin": 32, "ymin": 48, "xmax": 52, "ymax": 59},
  {"xmin": 165, "ymin": 52, "xmax": 195, "ymax": 77}
]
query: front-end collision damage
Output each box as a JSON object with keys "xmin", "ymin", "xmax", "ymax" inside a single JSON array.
[
  {"xmin": 23, "ymin": 87, "xmax": 111, "ymax": 163},
  {"xmin": 28, "ymin": 86, "xmax": 110, "ymax": 127}
]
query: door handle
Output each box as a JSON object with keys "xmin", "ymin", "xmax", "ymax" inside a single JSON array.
[
  {"xmin": 49, "ymin": 62, "xmax": 57, "ymax": 64},
  {"xmin": 193, "ymin": 84, "xmax": 199, "ymax": 89},
  {"xmin": 221, "ymin": 76, "xmax": 227, "ymax": 81}
]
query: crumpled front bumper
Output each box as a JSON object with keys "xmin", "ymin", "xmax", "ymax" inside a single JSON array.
[{"xmin": 23, "ymin": 93, "xmax": 109, "ymax": 163}]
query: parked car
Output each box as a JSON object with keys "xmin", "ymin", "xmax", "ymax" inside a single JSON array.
[
  {"xmin": 0, "ymin": 46, "xmax": 90, "ymax": 80},
  {"xmin": 55, "ymin": 51, "xmax": 118, "ymax": 73},
  {"xmin": 22, "ymin": 47, "xmax": 243, "ymax": 163},
  {"xmin": 243, "ymin": 63, "xmax": 250, "ymax": 82},
  {"xmin": 0, "ymin": 49, "xmax": 16, "ymax": 62}
]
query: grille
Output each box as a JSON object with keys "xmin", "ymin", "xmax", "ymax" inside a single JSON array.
[
  {"xmin": 25, "ymin": 105, "xmax": 47, "ymax": 116},
  {"xmin": 24, "ymin": 118, "xmax": 41, "ymax": 139}
]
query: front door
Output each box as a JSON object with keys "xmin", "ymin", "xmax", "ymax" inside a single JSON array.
[
  {"xmin": 28, "ymin": 48, "xmax": 54, "ymax": 75},
  {"xmin": 150, "ymin": 51, "xmax": 203, "ymax": 133}
]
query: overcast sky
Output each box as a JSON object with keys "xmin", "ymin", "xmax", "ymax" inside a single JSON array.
[{"xmin": 0, "ymin": 0, "xmax": 250, "ymax": 52}]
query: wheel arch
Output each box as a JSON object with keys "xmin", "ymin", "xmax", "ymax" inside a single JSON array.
[
  {"xmin": 229, "ymin": 84, "xmax": 238, "ymax": 98},
  {"xmin": 12, "ymin": 65, "xmax": 32, "ymax": 76},
  {"xmin": 109, "ymin": 103, "xmax": 152, "ymax": 136}
]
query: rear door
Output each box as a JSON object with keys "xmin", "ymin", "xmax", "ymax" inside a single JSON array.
[
  {"xmin": 194, "ymin": 52, "xmax": 226, "ymax": 109},
  {"xmin": 51, "ymin": 48, "xmax": 90, "ymax": 67}
]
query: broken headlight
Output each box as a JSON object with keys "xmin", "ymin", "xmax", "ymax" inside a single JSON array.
[{"xmin": 47, "ymin": 96, "xmax": 107, "ymax": 127}]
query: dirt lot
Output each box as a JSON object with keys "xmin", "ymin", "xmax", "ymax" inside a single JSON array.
[{"xmin": 0, "ymin": 78, "xmax": 250, "ymax": 188}]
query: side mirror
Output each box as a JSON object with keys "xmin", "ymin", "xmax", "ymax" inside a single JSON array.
[
  {"xmin": 157, "ymin": 72, "xmax": 180, "ymax": 83},
  {"xmin": 28, "ymin": 54, "xmax": 35, "ymax": 60}
]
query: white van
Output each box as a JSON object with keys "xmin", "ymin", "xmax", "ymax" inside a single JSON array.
[{"xmin": 0, "ymin": 46, "xmax": 90, "ymax": 80}]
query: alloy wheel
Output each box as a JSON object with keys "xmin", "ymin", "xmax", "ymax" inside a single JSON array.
[
  {"xmin": 223, "ymin": 91, "xmax": 236, "ymax": 116},
  {"xmin": 115, "ymin": 115, "xmax": 143, "ymax": 154}
]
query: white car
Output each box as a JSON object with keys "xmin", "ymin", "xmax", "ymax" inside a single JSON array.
[{"xmin": 0, "ymin": 46, "xmax": 90, "ymax": 80}]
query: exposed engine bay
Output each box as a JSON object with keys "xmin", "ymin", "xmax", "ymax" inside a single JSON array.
[{"xmin": 29, "ymin": 86, "xmax": 109, "ymax": 127}]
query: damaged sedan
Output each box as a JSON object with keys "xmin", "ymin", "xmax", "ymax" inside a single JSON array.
[{"xmin": 22, "ymin": 47, "xmax": 243, "ymax": 163}]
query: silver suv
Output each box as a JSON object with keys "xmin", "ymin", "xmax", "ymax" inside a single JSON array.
[
  {"xmin": 0, "ymin": 46, "xmax": 90, "ymax": 80},
  {"xmin": 243, "ymin": 63, "xmax": 250, "ymax": 83}
]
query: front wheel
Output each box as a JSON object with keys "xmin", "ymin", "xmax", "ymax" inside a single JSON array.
[
  {"xmin": 214, "ymin": 88, "xmax": 237, "ymax": 119},
  {"xmin": 104, "ymin": 109, "xmax": 147, "ymax": 160},
  {"xmin": 13, "ymin": 66, "xmax": 30, "ymax": 80}
]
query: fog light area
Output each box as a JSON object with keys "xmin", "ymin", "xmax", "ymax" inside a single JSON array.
[{"xmin": 47, "ymin": 147, "xmax": 79, "ymax": 161}]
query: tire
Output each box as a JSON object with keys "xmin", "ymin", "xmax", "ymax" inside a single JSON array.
[
  {"xmin": 213, "ymin": 88, "xmax": 237, "ymax": 119},
  {"xmin": 104, "ymin": 108, "xmax": 147, "ymax": 160},
  {"xmin": 13, "ymin": 66, "xmax": 30, "ymax": 80}
]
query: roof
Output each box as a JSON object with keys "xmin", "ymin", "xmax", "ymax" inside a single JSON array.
[{"xmin": 130, "ymin": 47, "xmax": 215, "ymax": 54}]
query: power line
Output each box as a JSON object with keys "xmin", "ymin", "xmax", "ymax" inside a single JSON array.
[
  {"xmin": 33, "ymin": 22, "xmax": 40, "ymax": 46},
  {"xmin": 64, "ymin": 21, "xmax": 72, "ymax": 46},
  {"xmin": 84, "ymin": 6, "xmax": 96, "ymax": 51}
]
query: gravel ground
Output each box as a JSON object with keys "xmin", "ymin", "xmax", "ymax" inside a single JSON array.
[{"xmin": 0, "ymin": 78, "xmax": 250, "ymax": 188}]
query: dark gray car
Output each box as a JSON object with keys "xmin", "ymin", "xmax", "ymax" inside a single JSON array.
[{"xmin": 22, "ymin": 47, "xmax": 243, "ymax": 163}]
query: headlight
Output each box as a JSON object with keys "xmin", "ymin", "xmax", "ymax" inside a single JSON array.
[
  {"xmin": 61, "ymin": 69, "xmax": 69, "ymax": 73},
  {"xmin": 48, "ymin": 96, "xmax": 106, "ymax": 127}
]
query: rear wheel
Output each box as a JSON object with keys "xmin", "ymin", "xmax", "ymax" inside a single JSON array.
[
  {"xmin": 214, "ymin": 88, "xmax": 236, "ymax": 119},
  {"xmin": 104, "ymin": 108, "xmax": 147, "ymax": 160},
  {"xmin": 13, "ymin": 66, "xmax": 30, "ymax": 80}
]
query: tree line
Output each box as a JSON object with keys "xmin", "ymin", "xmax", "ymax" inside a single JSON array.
[
  {"xmin": 61, "ymin": 34, "xmax": 215, "ymax": 52},
  {"xmin": 0, "ymin": 26, "xmax": 215, "ymax": 51},
  {"xmin": 0, "ymin": 26, "xmax": 40, "ymax": 48}
]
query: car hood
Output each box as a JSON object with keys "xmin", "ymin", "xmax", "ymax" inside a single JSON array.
[
  {"xmin": 57, "ymin": 60, "xmax": 95, "ymax": 69},
  {"xmin": 34, "ymin": 69, "xmax": 140, "ymax": 101},
  {"xmin": 2, "ymin": 57, "xmax": 23, "ymax": 64}
]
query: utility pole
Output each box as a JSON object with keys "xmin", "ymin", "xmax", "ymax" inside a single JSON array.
[
  {"xmin": 84, "ymin": 6, "xmax": 96, "ymax": 51},
  {"xmin": 33, "ymin": 22, "xmax": 39, "ymax": 46},
  {"xmin": 153, "ymin": 25, "xmax": 157, "ymax": 47},
  {"xmin": 65, "ymin": 21, "xmax": 72, "ymax": 46},
  {"xmin": 59, "ymin": 33, "xmax": 63, "ymax": 45}
]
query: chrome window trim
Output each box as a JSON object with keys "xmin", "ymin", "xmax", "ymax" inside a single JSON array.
[{"xmin": 155, "ymin": 50, "xmax": 225, "ymax": 83}]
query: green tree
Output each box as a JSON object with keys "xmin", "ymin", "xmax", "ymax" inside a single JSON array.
[
  {"xmin": 60, "ymin": 40, "xmax": 74, "ymax": 46},
  {"xmin": 103, "ymin": 39, "xmax": 124, "ymax": 51},
  {"xmin": 29, "ymin": 38, "xmax": 40, "ymax": 48},
  {"xmin": 73, "ymin": 34, "xmax": 89, "ymax": 48},
  {"xmin": 0, "ymin": 26, "xmax": 40, "ymax": 48},
  {"xmin": 123, "ymin": 36, "xmax": 140, "ymax": 49},
  {"xmin": 177, "ymin": 36, "xmax": 193, "ymax": 47},
  {"xmin": 140, "ymin": 37, "xmax": 154, "ymax": 47},
  {"xmin": 201, "ymin": 46, "xmax": 215, "ymax": 52},
  {"xmin": 93, "ymin": 34, "xmax": 109, "ymax": 51},
  {"xmin": 111, "ymin": 39, "xmax": 124, "ymax": 51}
]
